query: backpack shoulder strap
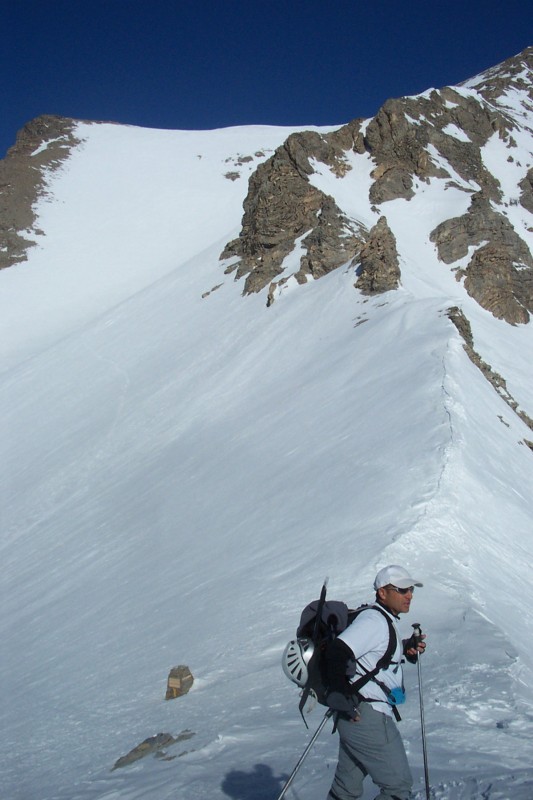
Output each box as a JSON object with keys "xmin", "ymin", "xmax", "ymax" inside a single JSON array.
[
  {"xmin": 370, "ymin": 605, "xmax": 397, "ymax": 670},
  {"xmin": 345, "ymin": 604, "xmax": 397, "ymax": 694}
]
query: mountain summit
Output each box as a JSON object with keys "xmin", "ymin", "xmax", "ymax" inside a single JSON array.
[
  {"xmin": 1, "ymin": 48, "xmax": 533, "ymax": 800},
  {"xmin": 222, "ymin": 47, "xmax": 532, "ymax": 325}
]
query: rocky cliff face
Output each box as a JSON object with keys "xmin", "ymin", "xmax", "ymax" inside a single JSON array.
[
  {"xmin": 0, "ymin": 115, "xmax": 80, "ymax": 270},
  {"xmin": 355, "ymin": 216, "xmax": 400, "ymax": 295},
  {"xmin": 220, "ymin": 122, "xmax": 368, "ymax": 297},
  {"xmin": 431, "ymin": 191, "xmax": 533, "ymax": 323},
  {"xmin": 221, "ymin": 46, "xmax": 533, "ymax": 325}
]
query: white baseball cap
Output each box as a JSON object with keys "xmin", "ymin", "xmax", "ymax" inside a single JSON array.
[{"xmin": 374, "ymin": 565, "xmax": 423, "ymax": 590}]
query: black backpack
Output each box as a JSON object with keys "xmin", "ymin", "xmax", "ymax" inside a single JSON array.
[{"xmin": 282, "ymin": 580, "xmax": 397, "ymax": 724}]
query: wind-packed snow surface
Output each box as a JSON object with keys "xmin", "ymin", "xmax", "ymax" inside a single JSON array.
[{"xmin": 1, "ymin": 111, "xmax": 533, "ymax": 800}]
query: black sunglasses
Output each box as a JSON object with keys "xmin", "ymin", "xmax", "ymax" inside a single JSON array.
[{"xmin": 390, "ymin": 585, "xmax": 415, "ymax": 595}]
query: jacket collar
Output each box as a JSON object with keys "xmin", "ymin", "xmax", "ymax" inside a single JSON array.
[{"xmin": 375, "ymin": 599, "xmax": 400, "ymax": 620}]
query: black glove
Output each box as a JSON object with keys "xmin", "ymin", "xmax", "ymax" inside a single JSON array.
[
  {"xmin": 326, "ymin": 691, "xmax": 360, "ymax": 721},
  {"xmin": 403, "ymin": 634, "xmax": 419, "ymax": 664}
]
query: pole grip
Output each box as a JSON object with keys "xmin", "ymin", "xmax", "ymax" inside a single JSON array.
[{"xmin": 412, "ymin": 622, "xmax": 422, "ymax": 646}]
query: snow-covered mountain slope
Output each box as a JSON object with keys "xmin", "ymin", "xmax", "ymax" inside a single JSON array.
[
  {"xmin": 1, "ymin": 51, "xmax": 533, "ymax": 800},
  {"xmin": 0, "ymin": 122, "xmax": 336, "ymax": 372}
]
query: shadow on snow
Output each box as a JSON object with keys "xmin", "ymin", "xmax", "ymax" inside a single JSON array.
[{"xmin": 221, "ymin": 763, "xmax": 288, "ymax": 800}]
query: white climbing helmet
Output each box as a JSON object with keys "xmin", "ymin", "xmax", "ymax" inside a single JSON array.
[{"xmin": 281, "ymin": 637, "xmax": 315, "ymax": 687}]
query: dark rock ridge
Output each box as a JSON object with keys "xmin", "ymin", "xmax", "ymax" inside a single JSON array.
[
  {"xmin": 221, "ymin": 47, "xmax": 532, "ymax": 319},
  {"xmin": 0, "ymin": 115, "xmax": 81, "ymax": 270},
  {"xmin": 447, "ymin": 306, "xmax": 533, "ymax": 437}
]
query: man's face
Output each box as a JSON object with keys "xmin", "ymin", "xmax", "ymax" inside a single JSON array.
[{"xmin": 378, "ymin": 584, "xmax": 414, "ymax": 615}]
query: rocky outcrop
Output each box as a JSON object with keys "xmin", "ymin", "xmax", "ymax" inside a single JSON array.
[
  {"xmin": 0, "ymin": 115, "xmax": 80, "ymax": 270},
  {"xmin": 361, "ymin": 49, "xmax": 530, "ymax": 202},
  {"xmin": 364, "ymin": 88, "xmax": 505, "ymax": 205},
  {"xmin": 297, "ymin": 196, "xmax": 365, "ymax": 281},
  {"xmin": 519, "ymin": 168, "xmax": 533, "ymax": 215},
  {"xmin": 220, "ymin": 122, "xmax": 367, "ymax": 297},
  {"xmin": 364, "ymin": 50, "xmax": 533, "ymax": 324},
  {"xmin": 112, "ymin": 730, "xmax": 195, "ymax": 770},
  {"xmin": 447, "ymin": 306, "xmax": 533, "ymax": 436},
  {"xmin": 464, "ymin": 243, "xmax": 533, "ymax": 325},
  {"xmin": 431, "ymin": 192, "xmax": 533, "ymax": 324},
  {"xmin": 355, "ymin": 216, "xmax": 400, "ymax": 294},
  {"xmin": 165, "ymin": 665, "xmax": 194, "ymax": 700}
]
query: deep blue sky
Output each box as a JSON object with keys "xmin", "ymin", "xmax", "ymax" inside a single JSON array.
[{"xmin": 1, "ymin": 0, "xmax": 531, "ymax": 158}]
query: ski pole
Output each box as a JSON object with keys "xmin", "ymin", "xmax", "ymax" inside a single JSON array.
[
  {"xmin": 276, "ymin": 708, "xmax": 333, "ymax": 800},
  {"xmin": 412, "ymin": 623, "xmax": 430, "ymax": 800}
]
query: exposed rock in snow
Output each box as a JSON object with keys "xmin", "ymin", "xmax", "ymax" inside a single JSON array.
[
  {"xmin": 0, "ymin": 115, "xmax": 80, "ymax": 270},
  {"xmin": 355, "ymin": 215, "xmax": 400, "ymax": 294}
]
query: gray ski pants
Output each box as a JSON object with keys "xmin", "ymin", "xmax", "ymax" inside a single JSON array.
[{"xmin": 327, "ymin": 702, "xmax": 413, "ymax": 800}]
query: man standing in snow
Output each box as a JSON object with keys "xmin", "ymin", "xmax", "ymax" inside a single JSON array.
[{"xmin": 325, "ymin": 565, "xmax": 426, "ymax": 800}]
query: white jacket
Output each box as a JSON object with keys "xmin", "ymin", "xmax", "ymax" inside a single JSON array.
[{"xmin": 337, "ymin": 605, "xmax": 404, "ymax": 718}]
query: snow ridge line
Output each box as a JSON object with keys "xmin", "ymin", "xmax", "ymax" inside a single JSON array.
[{"xmin": 375, "ymin": 323, "xmax": 459, "ymax": 568}]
